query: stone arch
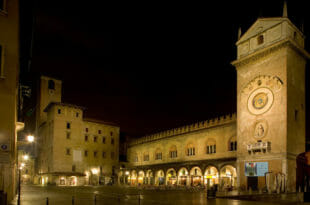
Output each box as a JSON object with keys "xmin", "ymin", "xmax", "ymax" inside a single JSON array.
[
  {"xmin": 166, "ymin": 168, "xmax": 177, "ymax": 185},
  {"xmin": 130, "ymin": 170, "xmax": 137, "ymax": 186},
  {"xmin": 189, "ymin": 166, "xmax": 203, "ymax": 186},
  {"xmin": 146, "ymin": 169, "xmax": 154, "ymax": 185},
  {"xmin": 155, "ymin": 169, "xmax": 165, "ymax": 186},
  {"xmin": 178, "ymin": 167, "xmax": 189, "ymax": 186},
  {"xmin": 138, "ymin": 170, "xmax": 145, "ymax": 185},
  {"xmin": 219, "ymin": 165, "xmax": 237, "ymax": 190},
  {"xmin": 204, "ymin": 166, "xmax": 219, "ymax": 187}
]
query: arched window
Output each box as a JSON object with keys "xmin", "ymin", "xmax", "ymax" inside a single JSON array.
[
  {"xmin": 206, "ymin": 139, "xmax": 216, "ymax": 154},
  {"xmin": 186, "ymin": 143, "xmax": 195, "ymax": 156},
  {"xmin": 169, "ymin": 145, "xmax": 177, "ymax": 158},
  {"xmin": 155, "ymin": 148, "xmax": 162, "ymax": 160},
  {"xmin": 228, "ymin": 136, "xmax": 237, "ymax": 151},
  {"xmin": 48, "ymin": 80, "xmax": 55, "ymax": 90},
  {"xmin": 143, "ymin": 152, "xmax": 149, "ymax": 161},
  {"xmin": 133, "ymin": 153, "xmax": 138, "ymax": 162}
]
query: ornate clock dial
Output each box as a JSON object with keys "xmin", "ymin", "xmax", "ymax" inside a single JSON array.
[{"xmin": 247, "ymin": 87, "xmax": 273, "ymax": 115}]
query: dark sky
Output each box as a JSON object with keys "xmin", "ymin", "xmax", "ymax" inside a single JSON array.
[{"xmin": 20, "ymin": 1, "xmax": 310, "ymax": 137}]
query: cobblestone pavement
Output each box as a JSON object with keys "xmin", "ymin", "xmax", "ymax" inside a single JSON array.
[{"xmin": 10, "ymin": 185, "xmax": 308, "ymax": 205}]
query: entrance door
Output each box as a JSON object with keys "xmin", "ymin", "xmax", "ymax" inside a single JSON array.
[{"xmin": 247, "ymin": 176, "xmax": 258, "ymax": 191}]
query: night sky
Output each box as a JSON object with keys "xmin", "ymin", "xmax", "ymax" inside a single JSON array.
[{"xmin": 19, "ymin": 0, "xmax": 310, "ymax": 138}]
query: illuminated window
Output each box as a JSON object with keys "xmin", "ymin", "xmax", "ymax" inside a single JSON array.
[
  {"xmin": 257, "ymin": 35, "xmax": 264, "ymax": 45},
  {"xmin": 48, "ymin": 80, "xmax": 55, "ymax": 90},
  {"xmin": 0, "ymin": 45, "xmax": 3, "ymax": 77}
]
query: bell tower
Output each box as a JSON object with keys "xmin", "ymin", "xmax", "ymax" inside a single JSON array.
[
  {"xmin": 232, "ymin": 5, "xmax": 309, "ymax": 191},
  {"xmin": 36, "ymin": 76, "xmax": 62, "ymax": 129}
]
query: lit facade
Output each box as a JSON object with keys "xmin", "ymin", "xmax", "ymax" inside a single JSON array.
[
  {"xmin": 0, "ymin": 0, "xmax": 22, "ymax": 202},
  {"xmin": 35, "ymin": 76, "xmax": 120, "ymax": 186},
  {"xmin": 122, "ymin": 14, "xmax": 309, "ymax": 192}
]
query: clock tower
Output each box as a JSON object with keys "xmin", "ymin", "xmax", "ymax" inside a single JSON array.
[{"xmin": 232, "ymin": 10, "xmax": 310, "ymax": 191}]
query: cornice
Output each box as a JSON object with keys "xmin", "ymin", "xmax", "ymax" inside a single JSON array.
[{"xmin": 232, "ymin": 38, "xmax": 310, "ymax": 69}]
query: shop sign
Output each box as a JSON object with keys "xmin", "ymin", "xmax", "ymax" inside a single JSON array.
[{"xmin": 245, "ymin": 162, "xmax": 268, "ymax": 177}]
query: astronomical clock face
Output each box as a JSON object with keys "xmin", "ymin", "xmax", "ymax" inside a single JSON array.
[{"xmin": 247, "ymin": 87, "xmax": 273, "ymax": 115}]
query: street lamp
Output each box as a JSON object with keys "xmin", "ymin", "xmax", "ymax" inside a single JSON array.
[
  {"xmin": 23, "ymin": 155, "xmax": 29, "ymax": 160},
  {"xmin": 27, "ymin": 135, "xmax": 34, "ymax": 142}
]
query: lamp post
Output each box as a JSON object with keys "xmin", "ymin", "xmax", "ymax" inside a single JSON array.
[{"xmin": 17, "ymin": 134, "xmax": 34, "ymax": 205}]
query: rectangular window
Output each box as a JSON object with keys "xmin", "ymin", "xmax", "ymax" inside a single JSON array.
[
  {"xmin": 102, "ymin": 151, "xmax": 106, "ymax": 158},
  {"xmin": 85, "ymin": 128, "xmax": 88, "ymax": 132},
  {"xmin": 66, "ymin": 122, "xmax": 71, "ymax": 129},
  {"xmin": 58, "ymin": 109, "xmax": 61, "ymax": 114},
  {"xmin": 111, "ymin": 152, "xmax": 115, "ymax": 160},
  {"xmin": 66, "ymin": 148, "xmax": 71, "ymax": 155},
  {"xmin": 94, "ymin": 136, "xmax": 97, "ymax": 142},
  {"xmin": 110, "ymin": 132, "xmax": 113, "ymax": 136},
  {"xmin": 76, "ymin": 112, "xmax": 79, "ymax": 117},
  {"xmin": 66, "ymin": 132, "xmax": 70, "ymax": 139},
  {"xmin": 111, "ymin": 138, "xmax": 114, "ymax": 145},
  {"xmin": 85, "ymin": 135, "xmax": 88, "ymax": 142},
  {"xmin": 155, "ymin": 153, "xmax": 162, "ymax": 160},
  {"xmin": 84, "ymin": 150, "xmax": 88, "ymax": 157},
  {"xmin": 72, "ymin": 165, "xmax": 76, "ymax": 172},
  {"xmin": 0, "ymin": 45, "xmax": 4, "ymax": 77},
  {"xmin": 102, "ymin": 137, "xmax": 106, "ymax": 144},
  {"xmin": 98, "ymin": 130, "xmax": 101, "ymax": 134},
  {"xmin": 170, "ymin": 151, "xmax": 177, "ymax": 158},
  {"xmin": 94, "ymin": 151, "xmax": 97, "ymax": 157},
  {"xmin": 144, "ymin": 154, "xmax": 149, "ymax": 161}
]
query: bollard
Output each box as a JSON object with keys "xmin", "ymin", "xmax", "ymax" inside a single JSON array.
[
  {"xmin": 46, "ymin": 197, "xmax": 49, "ymax": 205},
  {"xmin": 72, "ymin": 196, "xmax": 75, "ymax": 205},
  {"xmin": 94, "ymin": 194, "xmax": 96, "ymax": 205}
]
